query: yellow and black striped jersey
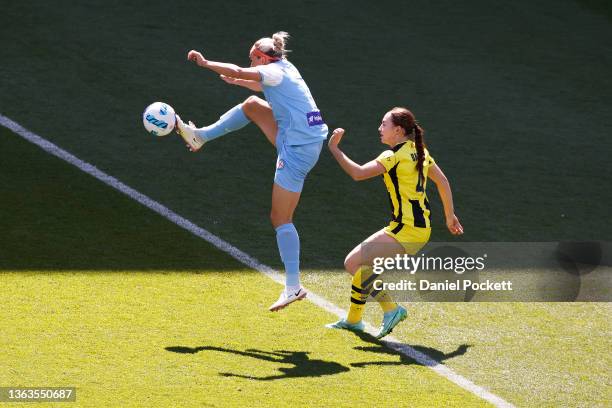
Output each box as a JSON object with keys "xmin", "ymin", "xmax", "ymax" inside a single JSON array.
[{"xmin": 376, "ymin": 141, "xmax": 435, "ymax": 230}]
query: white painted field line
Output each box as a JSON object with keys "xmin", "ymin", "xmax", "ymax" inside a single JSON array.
[{"xmin": 1, "ymin": 113, "xmax": 514, "ymax": 408}]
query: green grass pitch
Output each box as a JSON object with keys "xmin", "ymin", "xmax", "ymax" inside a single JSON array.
[
  {"xmin": 1, "ymin": 101, "xmax": 610, "ymax": 408},
  {"xmin": 1, "ymin": 0, "xmax": 611, "ymax": 407}
]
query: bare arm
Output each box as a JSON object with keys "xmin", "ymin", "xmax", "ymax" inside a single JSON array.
[
  {"xmin": 427, "ymin": 164, "xmax": 464, "ymax": 235},
  {"xmin": 328, "ymin": 128, "xmax": 386, "ymax": 181},
  {"xmin": 220, "ymin": 75, "xmax": 263, "ymax": 92},
  {"xmin": 187, "ymin": 50, "xmax": 261, "ymax": 81}
]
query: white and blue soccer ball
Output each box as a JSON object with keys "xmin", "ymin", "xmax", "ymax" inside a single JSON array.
[{"xmin": 142, "ymin": 102, "xmax": 176, "ymax": 136}]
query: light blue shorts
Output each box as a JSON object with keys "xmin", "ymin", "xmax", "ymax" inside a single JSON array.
[{"xmin": 274, "ymin": 136, "xmax": 324, "ymax": 193}]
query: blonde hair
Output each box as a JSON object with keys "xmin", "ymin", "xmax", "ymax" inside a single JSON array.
[{"xmin": 254, "ymin": 31, "xmax": 290, "ymax": 59}]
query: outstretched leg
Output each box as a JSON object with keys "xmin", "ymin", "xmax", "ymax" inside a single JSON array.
[{"xmin": 175, "ymin": 95, "xmax": 277, "ymax": 151}]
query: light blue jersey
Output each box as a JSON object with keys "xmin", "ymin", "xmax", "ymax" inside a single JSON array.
[{"xmin": 257, "ymin": 59, "xmax": 328, "ymax": 145}]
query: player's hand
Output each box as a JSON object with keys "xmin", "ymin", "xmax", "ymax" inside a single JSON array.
[
  {"xmin": 446, "ymin": 214, "xmax": 464, "ymax": 235},
  {"xmin": 220, "ymin": 74, "xmax": 238, "ymax": 85},
  {"xmin": 328, "ymin": 128, "xmax": 345, "ymax": 149},
  {"xmin": 187, "ymin": 50, "xmax": 207, "ymax": 66}
]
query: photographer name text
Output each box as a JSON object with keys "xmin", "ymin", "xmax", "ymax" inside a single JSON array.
[{"xmin": 373, "ymin": 279, "xmax": 513, "ymax": 291}]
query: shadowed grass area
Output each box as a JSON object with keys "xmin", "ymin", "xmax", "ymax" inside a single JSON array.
[
  {"xmin": 576, "ymin": 0, "xmax": 612, "ymax": 20},
  {"xmin": 0, "ymin": 127, "xmax": 244, "ymax": 270},
  {"xmin": 1, "ymin": 0, "xmax": 611, "ymax": 270}
]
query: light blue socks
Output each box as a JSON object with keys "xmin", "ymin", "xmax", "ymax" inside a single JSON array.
[
  {"xmin": 194, "ymin": 103, "xmax": 250, "ymax": 142},
  {"xmin": 275, "ymin": 223, "xmax": 300, "ymax": 289}
]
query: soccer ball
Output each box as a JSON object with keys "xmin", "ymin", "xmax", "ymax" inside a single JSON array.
[{"xmin": 142, "ymin": 102, "xmax": 176, "ymax": 136}]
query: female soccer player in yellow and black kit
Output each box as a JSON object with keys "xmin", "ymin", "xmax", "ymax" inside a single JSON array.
[{"xmin": 327, "ymin": 107, "xmax": 463, "ymax": 338}]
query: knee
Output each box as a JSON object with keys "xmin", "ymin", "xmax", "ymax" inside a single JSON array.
[
  {"xmin": 344, "ymin": 254, "xmax": 358, "ymax": 275},
  {"xmin": 270, "ymin": 210, "xmax": 290, "ymax": 229},
  {"xmin": 242, "ymin": 95, "xmax": 263, "ymax": 114}
]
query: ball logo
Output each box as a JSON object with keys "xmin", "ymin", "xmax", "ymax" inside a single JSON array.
[
  {"xmin": 145, "ymin": 114, "xmax": 168, "ymax": 129},
  {"xmin": 159, "ymin": 104, "xmax": 168, "ymax": 115}
]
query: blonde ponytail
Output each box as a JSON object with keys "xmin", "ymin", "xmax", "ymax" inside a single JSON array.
[
  {"xmin": 254, "ymin": 31, "xmax": 291, "ymax": 59},
  {"xmin": 272, "ymin": 31, "xmax": 290, "ymax": 56}
]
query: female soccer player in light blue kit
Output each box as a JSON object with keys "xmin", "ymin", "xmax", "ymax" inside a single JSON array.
[{"xmin": 174, "ymin": 32, "xmax": 328, "ymax": 312}]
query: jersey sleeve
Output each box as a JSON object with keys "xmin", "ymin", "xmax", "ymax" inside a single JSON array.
[
  {"xmin": 256, "ymin": 63, "xmax": 284, "ymax": 86},
  {"xmin": 424, "ymin": 150, "xmax": 436, "ymax": 168},
  {"xmin": 376, "ymin": 150, "xmax": 398, "ymax": 173}
]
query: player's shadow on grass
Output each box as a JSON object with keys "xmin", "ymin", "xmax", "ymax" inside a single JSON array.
[
  {"xmin": 165, "ymin": 346, "xmax": 350, "ymax": 380},
  {"xmin": 350, "ymin": 331, "xmax": 471, "ymax": 368}
]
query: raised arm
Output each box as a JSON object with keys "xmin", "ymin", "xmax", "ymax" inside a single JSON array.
[
  {"xmin": 220, "ymin": 75, "xmax": 263, "ymax": 92},
  {"xmin": 427, "ymin": 164, "xmax": 464, "ymax": 235},
  {"xmin": 328, "ymin": 128, "xmax": 386, "ymax": 181},
  {"xmin": 187, "ymin": 50, "xmax": 261, "ymax": 81}
]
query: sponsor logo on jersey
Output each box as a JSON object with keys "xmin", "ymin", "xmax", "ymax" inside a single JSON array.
[{"xmin": 306, "ymin": 110, "xmax": 324, "ymax": 126}]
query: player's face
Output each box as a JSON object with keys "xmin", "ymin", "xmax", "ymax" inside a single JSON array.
[
  {"xmin": 378, "ymin": 112, "xmax": 402, "ymax": 146},
  {"xmin": 249, "ymin": 46, "xmax": 266, "ymax": 67}
]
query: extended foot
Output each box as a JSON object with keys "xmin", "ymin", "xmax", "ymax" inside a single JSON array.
[
  {"xmin": 175, "ymin": 114, "xmax": 205, "ymax": 152},
  {"xmin": 376, "ymin": 305, "xmax": 408, "ymax": 339},
  {"xmin": 325, "ymin": 319, "xmax": 365, "ymax": 332},
  {"xmin": 269, "ymin": 287, "xmax": 308, "ymax": 312}
]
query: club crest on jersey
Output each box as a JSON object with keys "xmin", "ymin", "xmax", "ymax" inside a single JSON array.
[
  {"xmin": 276, "ymin": 158, "xmax": 285, "ymax": 170},
  {"xmin": 306, "ymin": 110, "xmax": 324, "ymax": 126}
]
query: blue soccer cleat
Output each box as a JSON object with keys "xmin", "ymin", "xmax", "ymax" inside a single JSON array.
[
  {"xmin": 376, "ymin": 305, "xmax": 408, "ymax": 339},
  {"xmin": 325, "ymin": 319, "xmax": 365, "ymax": 332}
]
